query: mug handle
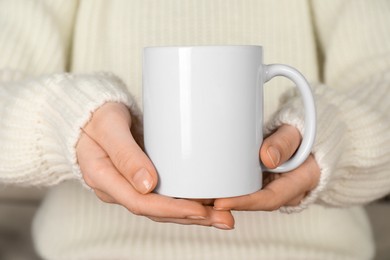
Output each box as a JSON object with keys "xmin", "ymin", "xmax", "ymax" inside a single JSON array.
[{"xmin": 263, "ymin": 64, "xmax": 316, "ymax": 173}]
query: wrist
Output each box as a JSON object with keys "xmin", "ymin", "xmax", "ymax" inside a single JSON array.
[{"xmin": 38, "ymin": 72, "xmax": 136, "ymax": 184}]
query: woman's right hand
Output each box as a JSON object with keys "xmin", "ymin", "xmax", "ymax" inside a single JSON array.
[{"xmin": 76, "ymin": 102, "xmax": 234, "ymax": 230}]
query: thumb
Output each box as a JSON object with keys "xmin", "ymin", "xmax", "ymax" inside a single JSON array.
[
  {"xmin": 260, "ymin": 124, "xmax": 301, "ymax": 169},
  {"xmin": 84, "ymin": 102, "xmax": 158, "ymax": 194}
]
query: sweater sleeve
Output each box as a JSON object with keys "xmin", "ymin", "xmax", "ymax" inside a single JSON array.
[
  {"xmin": 0, "ymin": 1, "xmax": 141, "ymax": 187},
  {"xmin": 0, "ymin": 73, "xmax": 139, "ymax": 186},
  {"xmin": 270, "ymin": 0, "xmax": 390, "ymax": 212},
  {"xmin": 0, "ymin": 0, "xmax": 79, "ymax": 75}
]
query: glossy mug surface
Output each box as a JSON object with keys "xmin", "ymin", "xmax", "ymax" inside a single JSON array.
[{"xmin": 143, "ymin": 45, "xmax": 316, "ymax": 198}]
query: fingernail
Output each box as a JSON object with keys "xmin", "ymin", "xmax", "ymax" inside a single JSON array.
[
  {"xmin": 267, "ymin": 146, "xmax": 280, "ymax": 167},
  {"xmin": 133, "ymin": 168, "xmax": 153, "ymax": 194},
  {"xmin": 212, "ymin": 223, "xmax": 233, "ymax": 230},
  {"xmin": 187, "ymin": 216, "xmax": 206, "ymax": 220}
]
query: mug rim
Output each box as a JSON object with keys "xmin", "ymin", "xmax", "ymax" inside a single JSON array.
[{"xmin": 144, "ymin": 45, "xmax": 262, "ymax": 51}]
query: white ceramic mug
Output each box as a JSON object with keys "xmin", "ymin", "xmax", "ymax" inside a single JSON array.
[{"xmin": 143, "ymin": 45, "xmax": 316, "ymax": 198}]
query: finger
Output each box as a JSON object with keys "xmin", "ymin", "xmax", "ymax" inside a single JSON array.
[
  {"xmin": 284, "ymin": 193, "xmax": 307, "ymax": 207},
  {"xmin": 262, "ymin": 172, "xmax": 282, "ymax": 187},
  {"xmin": 91, "ymin": 159, "xmax": 208, "ymax": 219},
  {"xmin": 83, "ymin": 103, "xmax": 157, "ymax": 194},
  {"xmin": 78, "ymin": 130, "xmax": 208, "ymax": 218},
  {"xmin": 190, "ymin": 199, "xmax": 215, "ymax": 206},
  {"xmin": 77, "ymin": 131, "xmax": 111, "ymax": 189},
  {"xmin": 214, "ymin": 155, "xmax": 319, "ymax": 211},
  {"xmin": 78, "ymin": 133, "xmax": 123, "ymax": 205},
  {"xmin": 260, "ymin": 124, "xmax": 302, "ymax": 169},
  {"xmin": 148, "ymin": 207, "xmax": 235, "ymax": 230},
  {"xmin": 94, "ymin": 189, "xmax": 116, "ymax": 204}
]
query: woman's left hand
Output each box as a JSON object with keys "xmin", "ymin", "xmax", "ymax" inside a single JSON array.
[{"xmin": 214, "ymin": 124, "xmax": 320, "ymax": 211}]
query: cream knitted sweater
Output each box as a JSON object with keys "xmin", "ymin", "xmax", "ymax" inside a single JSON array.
[{"xmin": 1, "ymin": 0, "xmax": 390, "ymax": 259}]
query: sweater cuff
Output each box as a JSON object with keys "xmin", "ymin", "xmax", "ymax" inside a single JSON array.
[
  {"xmin": 38, "ymin": 72, "xmax": 139, "ymax": 186},
  {"xmin": 265, "ymin": 85, "xmax": 346, "ymax": 213},
  {"xmin": 0, "ymin": 72, "xmax": 141, "ymax": 187}
]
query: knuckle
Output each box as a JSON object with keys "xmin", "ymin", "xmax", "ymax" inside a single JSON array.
[
  {"xmin": 95, "ymin": 191, "xmax": 114, "ymax": 204},
  {"xmin": 113, "ymin": 149, "xmax": 136, "ymax": 173},
  {"xmin": 82, "ymin": 172, "xmax": 96, "ymax": 189},
  {"xmin": 128, "ymin": 203, "xmax": 143, "ymax": 216},
  {"xmin": 82, "ymin": 161, "xmax": 113, "ymax": 189},
  {"xmin": 147, "ymin": 216, "xmax": 159, "ymax": 223},
  {"xmin": 100, "ymin": 197, "xmax": 113, "ymax": 204},
  {"xmin": 264, "ymin": 202, "xmax": 280, "ymax": 211},
  {"xmin": 93, "ymin": 163, "xmax": 112, "ymax": 180},
  {"xmin": 130, "ymin": 208, "xmax": 142, "ymax": 216},
  {"xmin": 278, "ymin": 134, "xmax": 295, "ymax": 155}
]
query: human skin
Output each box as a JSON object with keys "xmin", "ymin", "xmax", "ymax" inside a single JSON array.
[{"xmin": 76, "ymin": 102, "xmax": 320, "ymax": 230}]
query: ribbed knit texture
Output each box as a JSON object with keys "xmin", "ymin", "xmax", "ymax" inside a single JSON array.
[
  {"xmin": 71, "ymin": 0, "xmax": 319, "ymax": 117},
  {"xmin": 0, "ymin": 0, "xmax": 78, "ymax": 75},
  {"xmin": 1, "ymin": 0, "xmax": 390, "ymax": 259},
  {"xmin": 33, "ymin": 181, "xmax": 374, "ymax": 260},
  {"xmin": 272, "ymin": 72, "xmax": 390, "ymax": 213},
  {"xmin": 0, "ymin": 72, "xmax": 137, "ymax": 186}
]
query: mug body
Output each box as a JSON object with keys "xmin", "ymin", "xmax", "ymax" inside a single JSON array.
[{"xmin": 143, "ymin": 46, "xmax": 263, "ymax": 198}]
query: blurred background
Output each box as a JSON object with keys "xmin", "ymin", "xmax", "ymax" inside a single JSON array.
[{"xmin": 0, "ymin": 186, "xmax": 389, "ymax": 260}]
